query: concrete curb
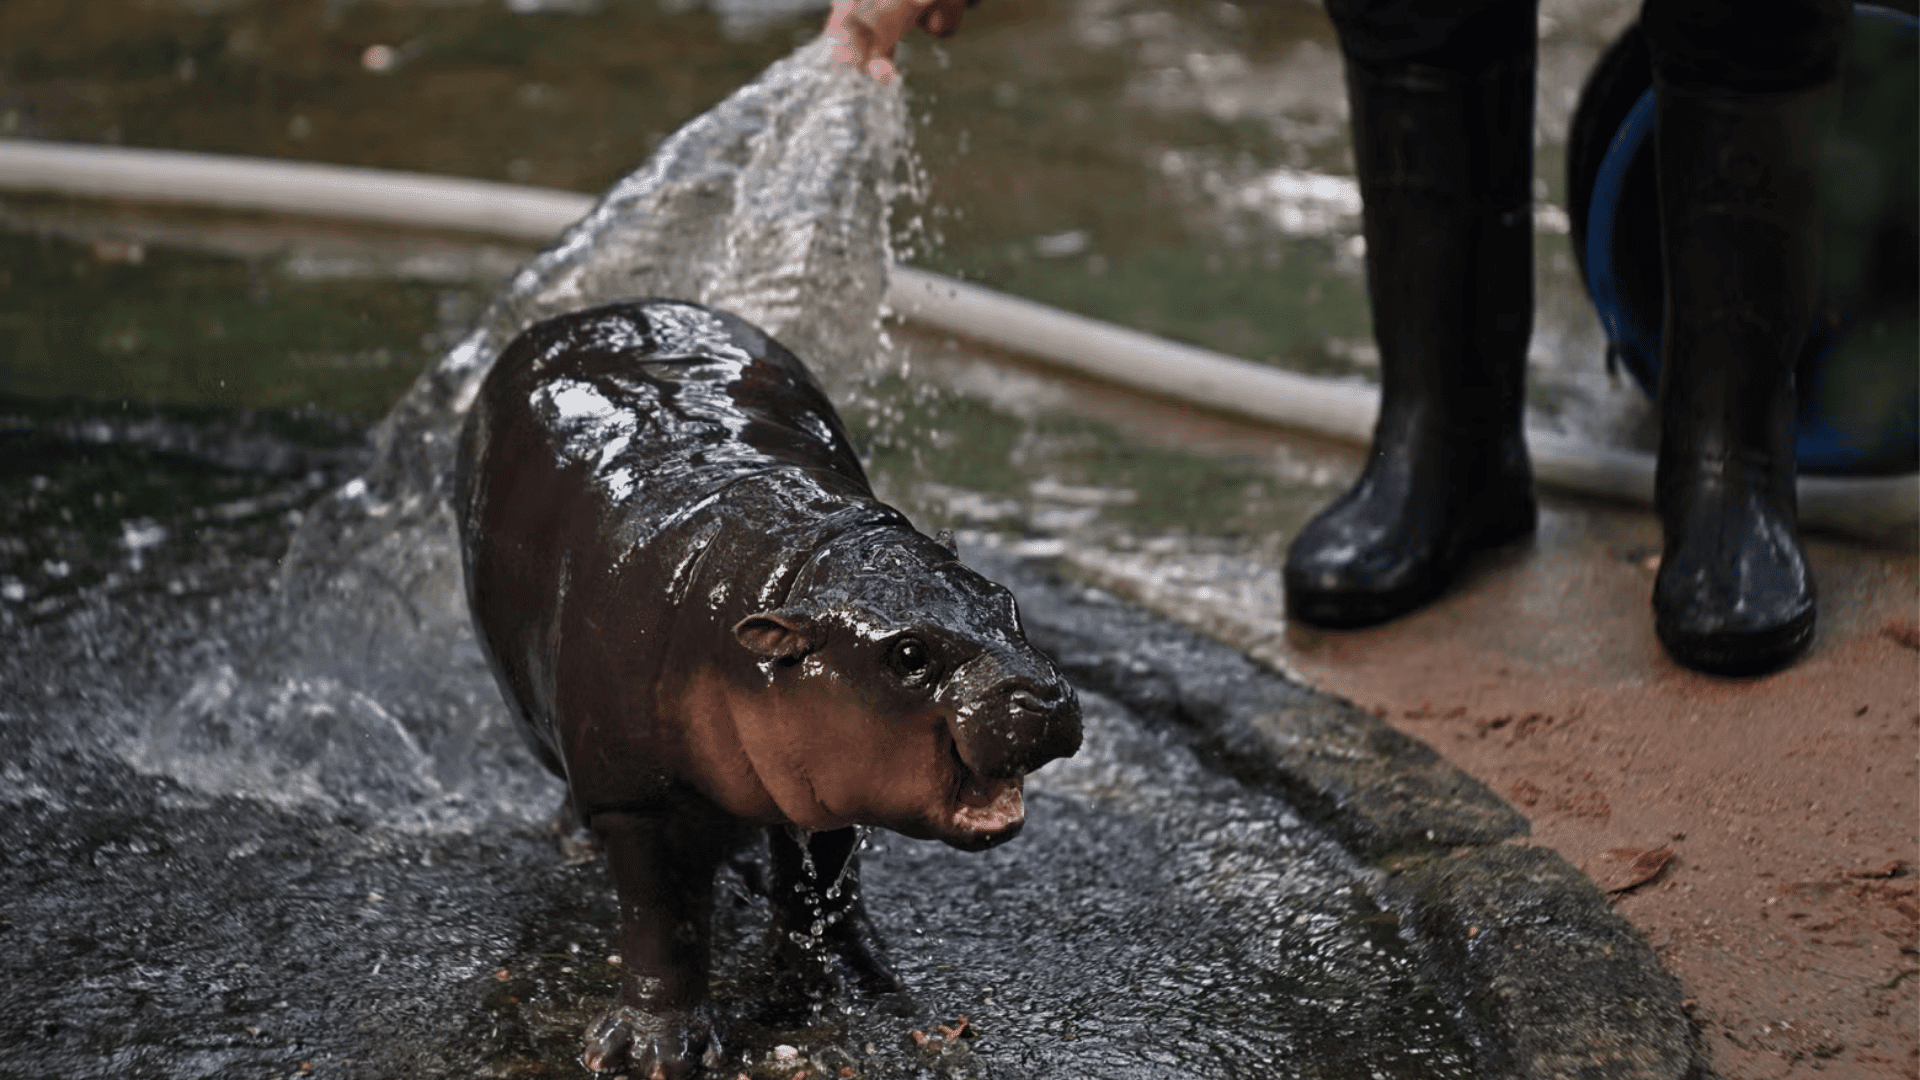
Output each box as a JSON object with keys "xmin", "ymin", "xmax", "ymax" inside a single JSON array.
[
  {"xmin": 977, "ymin": 547, "xmax": 1705, "ymax": 1080},
  {"xmin": 1380, "ymin": 846, "xmax": 1704, "ymax": 1080}
]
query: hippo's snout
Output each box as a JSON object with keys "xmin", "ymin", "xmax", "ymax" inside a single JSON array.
[
  {"xmin": 936, "ymin": 676, "xmax": 1077, "ymax": 851},
  {"xmin": 1006, "ymin": 682, "xmax": 1082, "ymax": 767},
  {"xmin": 947, "ymin": 667, "xmax": 1083, "ymax": 783}
]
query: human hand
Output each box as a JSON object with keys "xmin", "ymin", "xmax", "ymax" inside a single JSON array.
[{"xmin": 825, "ymin": 0, "xmax": 972, "ymax": 83}]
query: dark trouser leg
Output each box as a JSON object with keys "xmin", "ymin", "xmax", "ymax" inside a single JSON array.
[
  {"xmin": 1286, "ymin": 0, "xmax": 1539, "ymax": 628},
  {"xmin": 1641, "ymin": 0, "xmax": 1847, "ymax": 674}
]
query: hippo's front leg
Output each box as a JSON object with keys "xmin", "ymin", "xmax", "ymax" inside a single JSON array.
[
  {"xmin": 582, "ymin": 811, "xmax": 726, "ymax": 1079},
  {"xmin": 767, "ymin": 826, "xmax": 907, "ymax": 1005}
]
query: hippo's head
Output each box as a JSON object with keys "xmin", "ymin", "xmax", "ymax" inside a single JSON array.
[{"xmin": 723, "ymin": 529, "xmax": 1081, "ymax": 851}]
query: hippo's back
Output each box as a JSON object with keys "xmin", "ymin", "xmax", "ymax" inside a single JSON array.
[{"xmin": 463, "ymin": 301, "xmax": 869, "ymax": 513}]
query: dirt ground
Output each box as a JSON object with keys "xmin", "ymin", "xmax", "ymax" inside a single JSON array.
[{"xmin": 1278, "ymin": 498, "xmax": 1920, "ymax": 1080}]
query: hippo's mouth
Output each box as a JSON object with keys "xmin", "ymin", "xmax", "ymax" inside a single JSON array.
[{"xmin": 943, "ymin": 740, "xmax": 1025, "ymax": 851}]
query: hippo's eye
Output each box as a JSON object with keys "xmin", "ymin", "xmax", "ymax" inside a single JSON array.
[{"xmin": 886, "ymin": 636, "xmax": 935, "ymax": 683}]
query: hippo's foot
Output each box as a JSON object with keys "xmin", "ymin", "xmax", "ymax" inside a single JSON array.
[
  {"xmin": 763, "ymin": 898, "xmax": 913, "ymax": 1021},
  {"xmin": 550, "ymin": 798, "xmax": 601, "ymax": 867},
  {"xmin": 819, "ymin": 903, "xmax": 908, "ymax": 999},
  {"xmin": 582, "ymin": 1003, "xmax": 722, "ymax": 1079},
  {"xmin": 763, "ymin": 825, "xmax": 911, "ymax": 1017}
]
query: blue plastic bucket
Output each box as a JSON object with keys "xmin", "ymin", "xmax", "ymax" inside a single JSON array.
[{"xmin": 1571, "ymin": 4, "xmax": 1918, "ymax": 476}]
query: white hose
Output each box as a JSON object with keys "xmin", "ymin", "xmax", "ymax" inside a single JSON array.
[
  {"xmin": 0, "ymin": 138, "xmax": 595, "ymax": 238},
  {"xmin": 2, "ymin": 137, "xmax": 1913, "ymax": 542}
]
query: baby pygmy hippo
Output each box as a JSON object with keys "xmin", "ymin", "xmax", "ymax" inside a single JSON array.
[{"xmin": 455, "ymin": 300, "xmax": 1082, "ymax": 1078}]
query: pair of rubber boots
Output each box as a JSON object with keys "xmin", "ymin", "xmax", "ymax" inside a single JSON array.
[{"xmin": 1283, "ymin": 48, "xmax": 1828, "ymax": 677}]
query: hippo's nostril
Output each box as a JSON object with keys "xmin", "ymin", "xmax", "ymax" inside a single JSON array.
[
  {"xmin": 1010, "ymin": 684, "xmax": 1073, "ymax": 715},
  {"xmin": 998, "ymin": 682, "xmax": 1083, "ymax": 769}
]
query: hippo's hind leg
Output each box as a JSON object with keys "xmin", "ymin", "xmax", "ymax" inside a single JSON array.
[
  {"xmin": 582, "ymin": 809, "xmax": 729, "ymax": 1079},
  {"xmin": 766, "ymin": 826, "xmax": 908, "ymax": 1008}
]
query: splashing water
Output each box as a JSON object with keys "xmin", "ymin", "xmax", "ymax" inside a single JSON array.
[{"xmin": 136, "ymin": 35, "xmax": 913, "ymax": 826}]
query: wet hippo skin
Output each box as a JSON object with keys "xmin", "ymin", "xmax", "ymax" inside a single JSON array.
[{"xmin": 455, "ymin": 300, "xmax": 1081, "ymax": 1078}]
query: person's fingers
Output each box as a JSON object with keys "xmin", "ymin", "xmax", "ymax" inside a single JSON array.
[
  {"xmin": 824, "ymin": 0, "xmax": 869, "ymax": 67},
  {"xmin": 918, "ymin": 0, "xmax": 969, "ymax": 38},
  {"xmin": 826, "ymin": 0, "xmax": 941, "ymax": 74}
]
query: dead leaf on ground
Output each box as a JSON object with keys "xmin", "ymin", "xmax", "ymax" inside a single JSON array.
[
  {"xmin": 1594, "ymin": 847, "xmax": 1674, "ymax": 893},
  {"xmin": 1880, "ymin": 619, "xmax": 1920, "ymax": 651},
  {"xmin": 1847, "ymin": 861, "xmax": 1909, "ymax": 879}
]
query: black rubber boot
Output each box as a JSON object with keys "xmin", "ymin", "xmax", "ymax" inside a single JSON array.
[
  {"xmin": 1284, "ymin": 47, "xmax": 1538, "ymax": 628},
  {"xmin": 1649, "ymin": 78, "xmax": 1835, "ymax": 675}
]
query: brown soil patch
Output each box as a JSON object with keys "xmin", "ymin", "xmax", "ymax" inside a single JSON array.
[{"xmin": 1283, "ymin": 503, "xmax": 1920, "ymax": 1080}]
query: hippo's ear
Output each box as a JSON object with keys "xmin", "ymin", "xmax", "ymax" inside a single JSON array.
[
  {"xmin": 933, "ymin": 529, "xmax": 958, "ymax": 556},
  {"xmin": 733, "ymin": 610, "xmax": 823, "ymax": 662}
]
